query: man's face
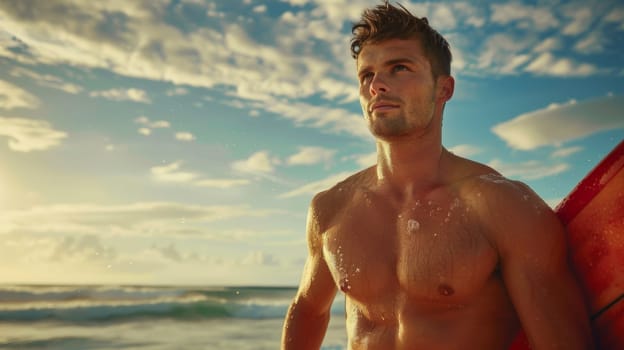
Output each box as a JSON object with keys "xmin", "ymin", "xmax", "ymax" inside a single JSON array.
[{"xmin": 357, "ymin": 38, "xmax": 449, "ymax": 139}]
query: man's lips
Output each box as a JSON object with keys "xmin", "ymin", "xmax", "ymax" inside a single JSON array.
[{"xmin": 369, "ymin": 100, "xmax": 399, "ymax": 113}]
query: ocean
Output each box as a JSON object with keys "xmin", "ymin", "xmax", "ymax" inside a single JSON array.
[{"xmin": 0, "ymin": 285, "xmax": 347, "ymax": 350}]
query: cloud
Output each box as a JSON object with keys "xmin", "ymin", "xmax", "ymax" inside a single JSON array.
[
  {"xmin": 492, "ymin": 96, "xmax": 624, "ymax": 150},
  {"xmin": 551, "ymin": 146, "xmax": 583, "ymax": 158},
  {"xmin": 138, "ymin": 128, "xmax": 151, "ymax": 136},
  {"xmin": 448, "ymin": 144, "xmax": 483, "ymax": 157},
  {"xmin": 490, "ymin": 3, "xmax": 559, "ymax": 31},
  {"xmin": 90, "ymin": 88, "xmax": 151, "ymax": 103},
  {"xmin": 604, "ymin": 7, "xmax": 624, "ymax": 30},
  {"xmin": 562, "ymin": 7, "xmax": 593, "ymax": 36},
  {"xmin": 232, "ymin": 150, "xmax": 280, "ymax": 174},
  {"xmin": 10, "ymin": 67, "xmax": 83, "ymax": 94},
  {"xmin": 175, "ymin": 132, "xmax": 196, "ymax": 141},
  {"xmin": 279, "ymin": 171, "xmax": 352, "ymax": 198},
  {"xmin": 194, "ymin": 178, "xmax": 250, "ymax": 189},
  {"xmin": 50, "ymin": 235, "xmax": 117, "ymax": 263},
  {"xmin": 574, "ymin": 31, "xmax": 604, "ymax": 54},
  {"xmin": 135, "ymin": 116, "xmax": 170, "ymax": 136},
  {"xmin": 0, "ymin": 202, "xmax": 282, "ymax": 237},
  {"xmin": 241, "ymin": 250, "xmax": 278, "ymax": 266},
  {"xmin": 151, "ymin": 161, "xmax": 251, "ymax": 189},
  {"xmin": 0, "ymin": 116, "xmax": 67, "ymax": 152},
  {"xmin": 0, "ymin": 79, "xmax": 40, "ymax": 110},
  {"xmin": 151, "ymin": 161, "xmax": 199, "ymax": 183},
  {"xmin": 287, "ymin": 146, "xmax": 336, "ymax": 166},
  {"xmin": 151, "ymin": 243, "xmax": 184, "ymax": 263},
  {"xmin": 525, "ymin": 52, "xmax": 598, "ymax": 76},
  {"xmin": 165, "ymin": 87, "xmax": 188, "ymax": 96},
  {"xmin": 488, "ymin": 159, "xmax": 570, "ymax": 180},
  {"xmin": 252, "ymin": 5, "xmax": 267, "ymax": 14},
  {"xmin": 354, "ymin": 152, "xmax": 376, "ymax": 168}
]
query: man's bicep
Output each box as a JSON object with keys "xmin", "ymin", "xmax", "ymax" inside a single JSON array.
[
  {"xmin": 294, "ymin": 199, "xmax": 337, "ymax": 313},
  {"xmin": 499, "ymin": 196, "xmax": 592, "ymax": 348}
]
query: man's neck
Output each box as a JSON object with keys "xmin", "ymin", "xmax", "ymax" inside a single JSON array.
[{"xmin": 374, "ymin": 134, "xmax": 449, "ymax": 199}]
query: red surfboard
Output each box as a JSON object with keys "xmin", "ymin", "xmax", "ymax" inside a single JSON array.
[{"xmin": 510, "ymin": 140, "xmax": 624, "ymax": 349}]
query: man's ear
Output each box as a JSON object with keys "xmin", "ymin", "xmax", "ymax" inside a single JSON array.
[{"xmin": 437, "ymin": 75, "xmax": 455, "ymax": 102}]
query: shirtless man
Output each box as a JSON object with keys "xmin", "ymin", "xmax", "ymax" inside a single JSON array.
[{"xmin": 281, "ymin": 2, "xmax": 594, "ymax": 349}]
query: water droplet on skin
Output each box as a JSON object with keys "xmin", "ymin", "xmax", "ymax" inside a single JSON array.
[
  {"xmin": 407, "ymin": 219, "xmax": 420, "ymax": 232},
  {"xmin": 450, "ymin": 198, "xmax": 460, "ymax": 210},
  {"xmin": 340, "ymin": 278, "xmax": 352, "ymax": 292}
]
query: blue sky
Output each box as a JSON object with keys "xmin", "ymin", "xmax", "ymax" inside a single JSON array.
[{"xmin": 0, "ymin": 0, "xmax": 622, "ymax": 286}]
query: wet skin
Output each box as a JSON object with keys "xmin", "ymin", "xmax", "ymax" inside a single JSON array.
[
  {"xmin": 282, "ymin": 38, "xmax": 593, "ymax": 349},
  {"xmin": 319, "ymin": 166, "xmax": 520, "ymax": 349}
]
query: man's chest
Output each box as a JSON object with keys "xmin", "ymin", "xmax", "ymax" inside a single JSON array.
[{"xmin": 322, "ymin": 195, "xmax": 499, "ymax": 303}]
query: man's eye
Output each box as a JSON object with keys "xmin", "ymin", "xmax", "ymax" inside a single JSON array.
[
  {"xmin": 360, "ymin": 73, "xmax": 373, "ymax": 83},
  {"xmin": 393, "ymin": 65, "xmax": 408, "ymax": 72}
]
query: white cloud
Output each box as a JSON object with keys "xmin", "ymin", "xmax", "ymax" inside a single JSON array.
[
  {"xmin": 241, "ymin": 250, "xmax": 278, "ymax": 266},
  {"xmin": 151, "ymin": 161, "xmax": 251, "ymax": 189},
  {"xmin": 488, "ymin": 159, "xmax": 570, "ymax": 180},
  {"xmin": 50, "ymin": 235, "xmax": 117, "ymax": 263},
  {"xmin": 0, "ymin": 79, "xmax": 40, "ymax": 110},
  {"xmin": 448, "ymin": 144, "xmax": 483, "ymax": 157},
  {"xmin": 0, "ymin": 116, "xmax": 67, "ymax": 152},
  {"xmin": 604, "ymin": 7, "xmax": 624, "ymax": 30},
  {"xmin": 151, "ymin": 161, "xmax": 199, "ymax": 183},
  {"xmin": 194, "ymin": 178, "xmax": 251, "ymax": 189},
  {"xmin": 287, "ymin": 146, "xmax": 336, "ymax": 166},
  {"xmin": 534, "ymin": 37, "xmax": 562, "ymax": 53},
  {"xmin": 574, "ymin": 32, "xmax": 604, "ymax": 54},
  {"xmin": 490, "ymin": 3, "xmax": 558, "ymax": 31},
  {"xmin": 166, "ymin": 87, "xmax": 189, "ymax": 96},
  {"xmin": 525, "ymin": 52, "xmax": 598, "ymax": 77},
  {"xmin": 279, "ymin": 171, "xmax": 352, "ymax": 198},
  {"xmin": 0, "ymin": 202, "xmax": 282, "ymax": 237},
  {"xmin": 253, "ymin": 5, "xmax": 267, "ymax": 13},
  {"xmin": 551, "ymin": 146, "xmax": 583, "ymax": 158},
  {"xmin": 90, "ymin": 88, "xmax": 151, "ymax": 104},
  {"xmin": 492, "ymin": 96, "xmax": 624, "ymax": 150},
  {"xmin": 10, "ymin": 67, "xmax": 83, "ymax": 94},
  {"xmin": 135, "ymin": 116, "xmax": 170, "ymax": 128},
  {"xmin": 232, "ymin": 151, "xmax": 280, "ymax": 174},
  {"xmin": 138, "ymin": 127, "xmax": 151, "ymax": 136},
  {"xmin": 562, "ymin": 7, "xmax": 593, "ymax": 36},
  {"xmin": 354, "ymin": 151, "xmax": 377, "ymax": 168},
  {"xmin": 477, "ymin": 34, "xmax": 533, "ymax": 74},
  {"xmin": 175, "ymin": 132, "xmax": 196, "ymax": 141}
]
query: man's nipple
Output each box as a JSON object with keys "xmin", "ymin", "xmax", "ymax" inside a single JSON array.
[{"xmin": 438, "ymin": 283, "xmax": 455, "ymax": 296}]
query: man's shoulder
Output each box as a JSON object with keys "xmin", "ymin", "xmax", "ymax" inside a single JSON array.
[
  {"xmin": 313, "ymin": 166, "xmax": 374, "ymax": 202},
  {"xmin": 309, "ymin": 167, "xmax": 375, "ymax": 223}
]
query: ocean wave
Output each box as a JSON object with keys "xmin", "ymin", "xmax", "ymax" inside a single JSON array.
[{"xmin": 0, "ymin": 285, "xmax": 348, "ymax": 323}]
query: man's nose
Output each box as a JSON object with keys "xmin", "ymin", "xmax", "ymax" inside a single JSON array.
[{"xmin": 369, "ymin": 74, "xmax": 389, "ymax": 96}]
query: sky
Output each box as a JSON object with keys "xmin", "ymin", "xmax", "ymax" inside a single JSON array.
[{"xmin": 0, "ymin": 0, "xmax": 622, "ymax": 287}]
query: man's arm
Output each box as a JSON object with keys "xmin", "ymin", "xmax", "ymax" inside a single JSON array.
[
  {"xmin": 282, "ymin": 194, "xmax": 338, "ymax": 350},
  {"xmin": 487, "ymin": 181, "xmax": 594, "ymax": 349}
]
